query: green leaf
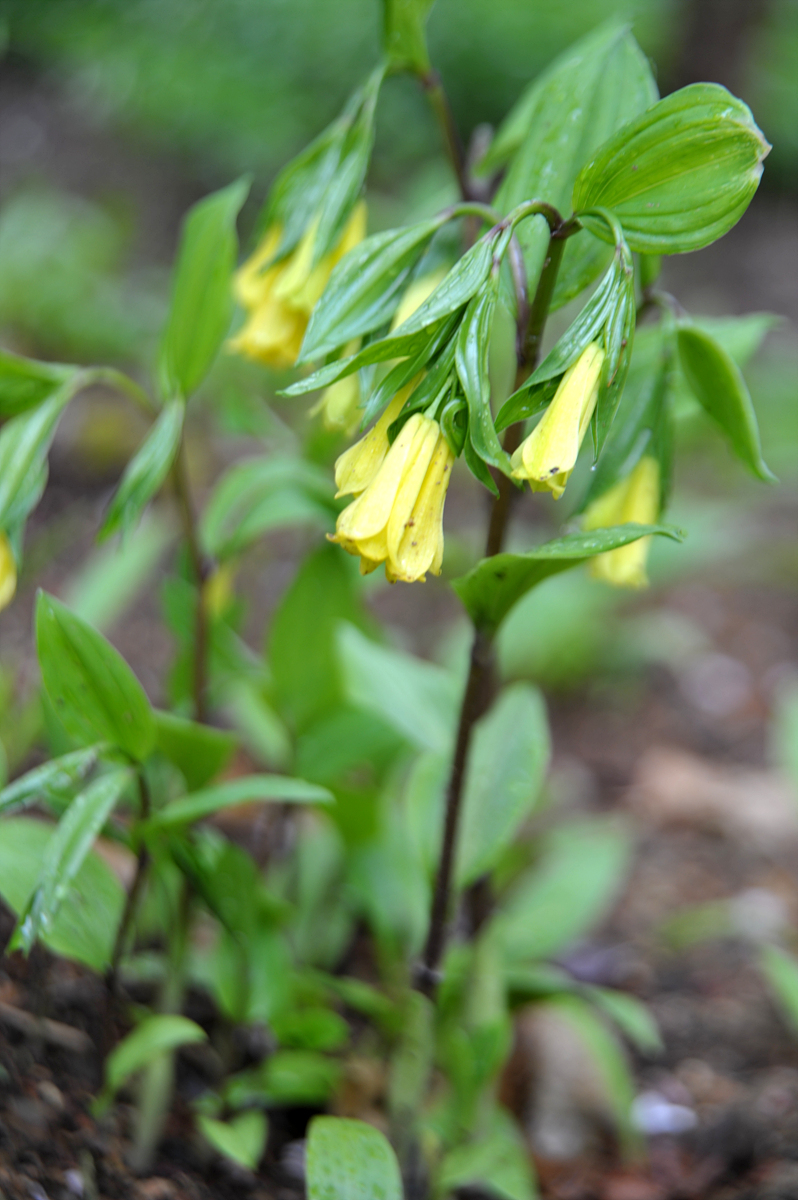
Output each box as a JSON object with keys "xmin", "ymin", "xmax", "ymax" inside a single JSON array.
[
  {"xmin": 11, "ymin": 766, "xmax": 131, "ymax": 955},
  {"xmin": 200, "ymin": 455, "xmax": 334, "ymax": 559},
  {"xmin": 154, "ymin": 709, "xmax": 236, "ymax": 791},
  {"xmin": 495, "ymin": 818, "xmax": 632, "ymax": 962},
  {"xmin": 269, "ymin": 544, "xmax": 373, "ymax": 731},
  {"xmin": 98, "ymin": 1014, "xmax": 207, "ymax": 1112},
  {"xmin": 438, "ymin": 1107, "xmax": 536, "ymax": 1200},
  {"xmin": 149, "ymin": 774, "xmax": 333, "ymax": 830},
  {"xmin": 392, "ymin": 235, "xmax": 495, "ymax": 337},
  {"xmin": 63, "ymin": 514, "xmax": 174, "ymax": 632},
  {"xmin": 226, "ymin": 1051, "xmax": 342, "ymax": 1108},
  {"xmin": 159, "ymin": 177, "xmax": 249, "ymax": 399},
  {"xmin": 0, "ymin": 816, "xmax": 124, "ymax": 970},
  {"xmin": 456, "ymin": 684, "xmax": 550, "ymax": 888},
  {"xmin": 761, "ymin": 945, "xmax": 798, "ymax": 1036},
  {"xmin": 36, "ymin": 592, "xmax": 155, "ymax": 759},
  {"xmin": 677, "ymin": 323, "xmax": 775, "ymax": 482},
  {"xmin": 573, "ymin": 83, "xmax": 770, "ymax": 254},
  {"xmin": 453, "ymin": 525, "xmax": 684, "ymax": 633},
  {"xmin": 306, "ymin": 1116, "xmax": 402, "ymax": 1200},
  {"xmin": 456, "ymin": 281, "xmax": 510, "ymax": 475},
  {"xmin": 587, "ymin": 987, "xmax": 663, "ymax": 1054},
  {"xmin": 550, "ymin": 995, "xmax": 640, "ymax": 1155},
  {"xmin": 299, "ymin": 218, "xmax": 444, "ymax": 362},
  {"xmin": 0, "ymin": 745, "xmax": 105, "ymax": 816},
  {"xmin": 492, "ymin": 23, "xmax": 657, "ymax": 307},
  {"xmin": 337, "ymin": 622, "xmax": 457, "ymax": 754},
  {"xmin": 382, "ymin": 0, "xmax": 435, "ymax": 73},
  {"xmin": 0, "ymin": 349, "xmax": 75, "ymax": 417},
  {"xmin": 197, "ymin": 1112, "xmax": 268, "ymax": 1172},
  {"xmin": 100, "ymin": 398, "xmax": 185, "ymax": 539},
  {"xmin": 0, "ymin": 385, "xmax": 71, "ymax": 529},
  {"xmin": 271, "ymin": 1007, "xmax": 350, "ymax": 1052}
]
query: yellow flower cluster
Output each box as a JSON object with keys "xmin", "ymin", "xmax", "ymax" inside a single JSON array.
[
  {"xmin": 331, "ymin": 393, "xmax": 454, "ymax": 582},
  {"xmin": 229, "ymin": 203, "xmax": 366, "ymax": 370},
  {"xmin": 511, "ymin": 342, "xmax": 605, "ymax": 500},
  {"xmin": 0, "ymin": 534, "xmax": 16, "ymax": 613},
  {"xmin": 583, "ymin": 456, "xmax": 661, "ymax": 588}
]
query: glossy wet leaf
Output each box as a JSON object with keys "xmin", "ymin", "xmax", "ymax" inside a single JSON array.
[
  {"xmin": 299, "ymin": 218, "xmax": 444, "ymax": 361},
  {"xmin": 306, "ymin": 1116, "xmax": 402, "ymax": 1200},
  {"xmin": 0, "ymin": 816, "xmax": 124, "ymax": 971},
  {"xmin": 0, "ymin": 386, "xmax": 72, "ymax": 528},
  {"xmin": 453, "ymin": 525, "xmax": 684, "ymax": 633},
  {"xmin": 36, "ymin": 592, "xmax": 155, "ymax": 759},
  {"xmin": 456, "ymin": 281, "xmax": 511, "ymax": 475},
  {"xmin": 11, "ymin": 767, "xmax": 131, "ymax": 955},
  {"xmin": 0, "ymin": 745, "xmax": 105, "ymax": 816},
  {"xmin": 573, "ymin": 83, "xmax": 769, "ymax": 254}
]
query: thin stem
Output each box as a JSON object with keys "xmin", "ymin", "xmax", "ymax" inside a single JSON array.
[
  {"xmin": 108, "ymin": 772, "xmax": 152, "ymax": 992},
  {"xmin": 88, "ymin": 367, "xmax": 159, "ymax": 417},
  {"xmin": 171, "ymin": 444, "xmax": 210, "ymax": 724},
  {"xmin": 420, "ymin": 69, "xmax": 469, "ymax": 200},
  {"xmin": 417, "ymin": 221, "xmax": 571, "ymax": 995}
]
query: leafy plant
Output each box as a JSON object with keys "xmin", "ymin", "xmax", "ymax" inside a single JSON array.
[{"xmin": 0, "ymin": 0, "xmax": 776, "ymax": 1193}]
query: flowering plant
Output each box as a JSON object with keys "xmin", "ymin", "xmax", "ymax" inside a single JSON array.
[{"xmin": 0, "ymin": 2, "xmax": 775, "ymax": 1194}]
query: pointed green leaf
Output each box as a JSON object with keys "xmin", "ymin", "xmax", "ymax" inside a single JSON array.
[
  {"xmin": 453, "ymin": 525, "xmax": 684, "ymax": 633},
  {"xmin": 99, "ymin": 1015, "xmax": 207, "ymax": 1111},
  {"xmin": 438, "ymin": 1107, "xmax": 536, "ymax": 1200},
  {"xmin": 299, "ymin": 218, "xmax": 444, "ymax": 362},
  {"xmin": 677, "ymin": 323, "xmax": 775, "ymax": 481},
  {"xmin": 392, "ymin": 235, "xmax": 495, "ymax": 337},
  {"xmin": 382, "ymin": 0, "xmax": 435, "ymax": 72},
  {"xmin": 0, "ymin": 350, "xmax": 76, "ymax": 417},
  {"xmin": 0, "ymin": 745, "xmax": 106, "ymax": 816},
  {"xmin": 573, "ymin": 83, "xmax": 770, "ymax": 254},
  {"xmin": 495, "ymin": 819, "xmax": 631, "ymax": 963},
  {"xmin": 457, "ymin": 684, "xmax": 550, "ymax": 888},
  {"xmin": 154, "ymin": 710, "xmax": 236, "ymax": 791},
  {"xmin": 492, "ymin": 24, "xmax": 657, "ymax": 307},
  {"xmin": 587, "ymin": 987, "xmax": 663, "ymax": 1054},
  {"xmin": 0, "ymin": 816, "xmax": 124, "ymax": 971},
  {"xmin": 197, "ymin": 1112, "xmax": 268, "ymax": 1172},
  {"xmin": 337, "ymin": 622, "xmax": 458, "ymax": 754},
  {"xmin": 0, "ymin": 385, "xmax": 72, "ymax": 528},
  {"xmin": 11, "ymin": 766, "xmax": 131, "ymax": 955},
  {"xmin": 456, "ymin": 282, "xmax": 510, "ymax": 474},
  {"xmin": 100, "ymin": 398, "xmax": 185, "ymax": 539},
  {"xmin": 306, "ymin": 1116, "xmax": 402, "ymax": 1200},
  {"xmin": 149, "ymin": 774, "xmax": 333, "ymax": 830},
  {"xmin": 36, "ymin": 592, "xmax": 155, "ymax": 759},
  {"xmin": 159, "ymin": 178, "xmax": 249, "ymax": 399}
]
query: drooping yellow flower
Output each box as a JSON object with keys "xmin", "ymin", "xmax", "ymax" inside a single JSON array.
[
  {"xmin": 229, "ymin": 202, "xmax": 367, "ymax": 369},
  {"xmin": 511, "ymin": 342, "xmax": 605, "ymax": 500},
  {"xmin": 0, "ymin": 534, "xmax": 17, "ymax": 613},
  {"xmin": 583, "ymin": 456, "xmax": 660, "ymax": 588},
  {"xmin": 330, "ymin": 412, "xmax": 454, "ymax": 582},
  {"xmin": 333, "ymin": 388, "xmax": 414, "ymax": 498},
  {"xmin": 310, "ymin": 340, "xmax": 362, "ymax": 433}
]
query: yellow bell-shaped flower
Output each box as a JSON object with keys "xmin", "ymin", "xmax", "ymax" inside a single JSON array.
[
  {"xmin": 390, "ymin": 269, "xmax": 448, "ymax": 332},
  {"xmin": 333, "ymin": 387, "xmax": 415, "ymax": 498},
  {"xmin": 311, "ymin": 340, "xmax": 362, "ymax": 434},
  {"xmin": 229, "ymin": 202, "xmax": 367, "ymax": 369},
  {"xmin": 0, "ymin": 534, "xmax": 17, "ymax": 613},
  {"xmin": 583, "ymin": 455, "xmax": 661, "ymax": 588},
  {"xmin": 330, "ymin": 412, "xmax": 454, "ymax": 583},
  {"xmin": 511, "ymin": 342, "xmax": 605, "ymax": 500}
]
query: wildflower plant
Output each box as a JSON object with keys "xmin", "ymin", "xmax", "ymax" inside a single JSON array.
[{"xmin": 0, "ymin": 2, "xmax": 777, "ymax": 1196}]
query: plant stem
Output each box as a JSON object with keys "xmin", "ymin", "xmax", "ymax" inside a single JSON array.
[
  {"xmin": 417, "ymin": 224, "xmax": 571, "ymax": 996},
  {"xmin": 171, "ymin": 443, "xmax": 210, "ymax": 724},
  {"xmin": 420, "ymin": 69, "xmax": 470, "ymax": 200},
  {"xmin": 107, "ymin": 772, "xmax": 152, "ymax": 995}
]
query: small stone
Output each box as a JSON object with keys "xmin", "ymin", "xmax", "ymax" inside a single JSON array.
[{"xmin": 36, "ymin": 1081, "xmax": 64, "ymax": 1112}]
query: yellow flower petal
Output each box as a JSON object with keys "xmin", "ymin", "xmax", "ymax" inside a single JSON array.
[
  {"xmin": 386, "ymin": 420, "xmax": 441, "ymax": 566},
  {"xmin": 0, "ymin": 534, "xmax": 17, "ymax": 613},
  {"xmin": 334, "ymin": 413, "xmax": 424, "ymax": 544},
  {"xmin": 584, "ymin": 456, "xmax": 660, "ymax": 588},
  {"xmin": 511, "ymin": 342, "xmax": 605, "ymax": 499},
  {"xmin": 389, "ymin": 431, "xmax": 454, "ymax": 581},
  {"xmin": 333, "ymin": 388, "xmax": 412, "ymax": 497}
]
